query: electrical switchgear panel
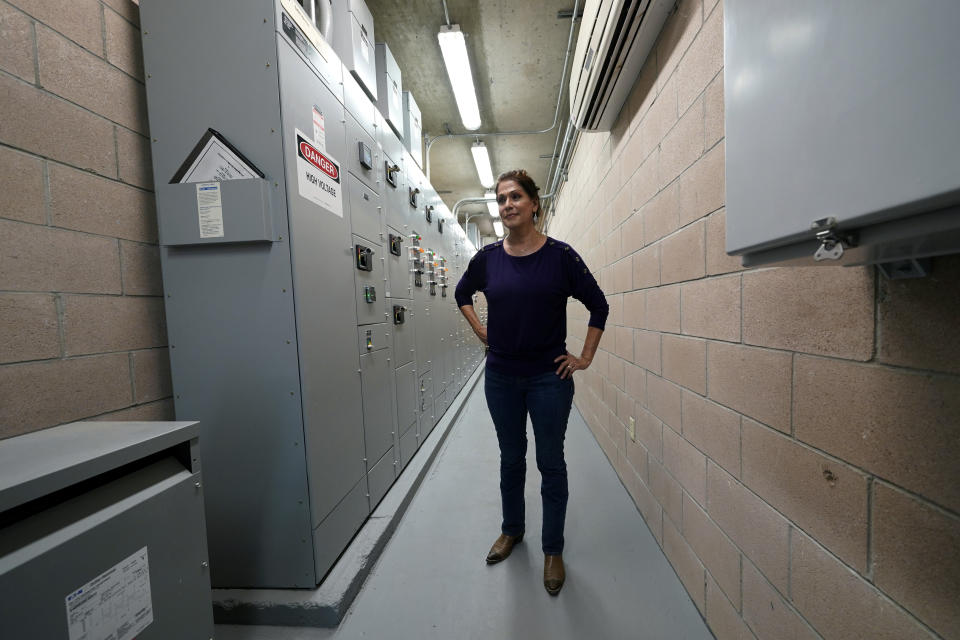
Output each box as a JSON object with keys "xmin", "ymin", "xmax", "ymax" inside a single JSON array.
[{"xmin": 141, "ymin": 0, "xmax": 483, "ymax": 591}]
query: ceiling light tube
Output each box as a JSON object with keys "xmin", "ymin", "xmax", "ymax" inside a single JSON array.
[
  {"xmin": 472, "ymin": 142, "xmax": 494, "ymax": 188},
  {"xmin": 493, "ymin": 219, "xmax": 504, "ymax": 238},
  {"xmin": 438, "ymin": 24, "xmax": 481, "ymax": 131},
  {"xmin": 485, "ymin": 190, "xmax": 499, "ymax": 218}
]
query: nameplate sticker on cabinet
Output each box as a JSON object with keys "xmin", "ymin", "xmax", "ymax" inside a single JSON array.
[
  {"xmin": 312, "ymin": 107, "xmax": 326, "ymax": 152},
  {"xmin": 65, "ymin": 546, "xmax": 154, "ymax": 640},
  {"xmin": 196, "ymin": 182, "xmax": 224, "ymax": 238},
  {"xmin": 296, "ymin": 128, "xmax": 343, "ymax": 217}
]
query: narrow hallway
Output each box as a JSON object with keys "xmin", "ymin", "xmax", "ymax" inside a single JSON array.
[{"xmin": 220, "ymin": 372, "xmax": 714, "ymax": 639}]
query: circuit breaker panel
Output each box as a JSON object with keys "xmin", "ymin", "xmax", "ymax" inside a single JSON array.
[{"xmin": 140, "ymin": 0, "xmax": 484, "ymax": 589}]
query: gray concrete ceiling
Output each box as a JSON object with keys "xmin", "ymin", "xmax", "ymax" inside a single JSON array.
[{"xmin": 367, "ymin": 0, "xmax": 579, "ymax": 238}]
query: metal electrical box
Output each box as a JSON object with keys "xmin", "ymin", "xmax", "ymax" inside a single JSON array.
[
  {"xmin": 331, "ymin": 0, "xmax": 377, "ymax": 101},
  {"xmin": 0, "ymin": 421, "xmax": 213, "ymax": 640},
  {"xmin": 403, "ymin": 90, "xmax": 423, "ymax": 169},
  {"xmin": 375, "ymin": 42, "xmax": 404, "ymax": 139},
  {"xmin": 724, "ymin": 0, "xmax": 960, "ymax": 269},
  {"xmin": 140, "ymin": 0, "xmax": 483, "ymax": 591}
]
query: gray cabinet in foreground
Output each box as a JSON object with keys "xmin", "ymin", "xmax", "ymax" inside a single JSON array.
[{"xmin": 0, "ymin": 421, "xmax": 213, "ymax": 640}]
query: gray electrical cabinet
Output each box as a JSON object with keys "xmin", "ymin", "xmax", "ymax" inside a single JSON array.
[
  {"xmin": 403, "ymin": 90, "xmax": 424, "ymax": 169},
  {"xmin": 0, "ymin": 421, "xmax": 213, "ymax": 640},
  {"xmin": 724, "ymin": 0, "xmax": 960, "ymax": 270},
  {"xmin": 140, "ymin": 0, "xmax": 483, "ymax": 590},
  {"xmin": 375, "ymin": 42, "xmax": 404, "ymax": 139}
]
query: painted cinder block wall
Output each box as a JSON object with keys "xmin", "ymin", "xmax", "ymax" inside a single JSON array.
[
  {"xmin": 551, "ymin": 1, "xmax": 960, "ymax": 639},
  {"xmin": 0, "ymin": 0, "xmax": 172, "ymax": 437}
]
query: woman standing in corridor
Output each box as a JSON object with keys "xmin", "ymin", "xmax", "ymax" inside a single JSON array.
[{"xmin": 454, "ymin": 169, "xmax": 608, "ymax": 595}]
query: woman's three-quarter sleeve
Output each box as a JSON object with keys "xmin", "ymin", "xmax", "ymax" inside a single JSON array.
[
  {"xmin": 562, "ymin": 246, "xmax": 609, "ymax": 330},
  {"xmin": 455, "ymin": 250, "xmax": 486, "ymax": 307}
]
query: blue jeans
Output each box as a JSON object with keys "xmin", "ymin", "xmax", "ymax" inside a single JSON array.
[{"xmin": 484, "ymin": 367, "xmax": 575, "ymax": 554}]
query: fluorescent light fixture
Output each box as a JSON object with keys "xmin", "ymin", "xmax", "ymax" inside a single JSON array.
[
  {"xmin": 471, "ymin": 142, "xmax": 494, "ymax": 188},
  {"xmin": 485, "ymin": 190, "xmax": 498, "ymax": 217},
  {"xmin": 437, "ymin": 24, "xmax": 481, "ymax": 131},
  {"xmin": 493, "ymin": 219, "xmax": 504, "ymax": 237}
]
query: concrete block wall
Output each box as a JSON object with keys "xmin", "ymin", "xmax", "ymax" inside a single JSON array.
[
  {"xmin": 0, "ymin": 0, "xmax": 171, "ymax": 438},
  {"xmin": 550, "ymin": 1, "xmax": 960, "ymax": 638}
]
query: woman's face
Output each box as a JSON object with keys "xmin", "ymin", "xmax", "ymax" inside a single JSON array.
[{"xmin": 496, "ymin": 179, "xmax": 538, "ymax": 231}]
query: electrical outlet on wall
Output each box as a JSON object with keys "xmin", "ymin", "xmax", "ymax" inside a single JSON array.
[{"xmin": 628, "ymin": 416, "xmax": 636, "ymax": 442}]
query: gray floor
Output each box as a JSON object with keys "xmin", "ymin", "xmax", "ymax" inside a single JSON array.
[{"xmin": 217, "ymin": 373, "xmax": 714, "ymax": 640}]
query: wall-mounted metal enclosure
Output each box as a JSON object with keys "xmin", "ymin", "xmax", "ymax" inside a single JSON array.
[
  {"xmin": 403, "ymin": 90, "xmax": 423, "ymax": 169},
  {"xmin": 140, "ymin": 0, "xmax": 483, "ymax": 590},
  {"xmin": 331, "ymin": 0, "xmax": 378, "ymax": 101},
  {"xmin": 0, "ymin": 421, "xmax": 213, "ymax": 640},
  {"xmin": 375, "ymin": 42, "xmax": 404, "ymax": 139},
  {"xmin": 724, "ymin": 0, "xmax": 960, "ymax": 270}
]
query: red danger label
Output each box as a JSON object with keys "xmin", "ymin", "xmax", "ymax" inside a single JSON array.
[{"xmin": 297, "ymin": 135, "xmax": 340, "ymax": 182}]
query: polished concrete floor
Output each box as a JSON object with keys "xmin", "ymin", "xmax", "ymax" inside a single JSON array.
[{"xmin": 217, "ymin": 372, "xmax": 714, "ymax": 640}]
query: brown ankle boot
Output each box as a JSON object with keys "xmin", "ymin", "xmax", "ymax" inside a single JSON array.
[
  {"xmin": 486, "ymin": 533, "xmax": 524, "ymax": 564},
  {"xmin": 544, "ymin": 554, "xmax": 565, "ymax": 595}
]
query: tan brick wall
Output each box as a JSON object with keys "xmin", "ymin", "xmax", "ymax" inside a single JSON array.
[
  {"xmin": 0, "ymin": 0, "xmax": 170, "ymax": 439},
  {"xmin": 550, "ymin": 1, "xmax": 959, "ymax": 638}
]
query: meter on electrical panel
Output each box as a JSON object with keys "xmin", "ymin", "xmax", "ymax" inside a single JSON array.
[{"xmin": 358, "ymin": 141, "xmax": 373, "ymax": 170}]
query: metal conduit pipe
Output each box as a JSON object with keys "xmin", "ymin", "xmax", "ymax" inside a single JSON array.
[
  {"xmin": 425, "ymin": 0, "xmax": 581, "ymax": 180},
  {"xmin": 454, "ymin": 194, "xmax": 556, "ymax": 220},
  {"xmin": 463, "ymin": 210, "xmax": 489, "ymax": 236},
  {"xmin": 542, "ymin": 117, "xmax": 581, "ymax": 231},
  {"xmin": 454, "ymin": 193, "xmax": 557, "ymax": 238},
  {"xmin": 316, "ymin": 0, "xmax": 333, "ymax": 41}
]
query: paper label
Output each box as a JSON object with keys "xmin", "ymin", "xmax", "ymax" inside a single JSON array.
[
  {"xmin": 196, "ymin": 182, "xmax": 225, "ymax": 238},
  {"xmin": 391, "ymin": 80, "xmax": 401, "ymax": 113},
  {"xmin": 295, "ymin": 128, "xmax": 343, "ymax": 217},
  {"xmin": 360, "ymin": 32, "xmax": 370, "ymax": 63},
  {"xmin": 312, "ymin": 108, "xmax": 326, "ymax": 152},
  {"xmin": 65, "ymin": 547, "xmax": 153, "ymax": 640},
  {"xmin": 179, "ymin": 135, "xmax": 259, "ymax": 183}
]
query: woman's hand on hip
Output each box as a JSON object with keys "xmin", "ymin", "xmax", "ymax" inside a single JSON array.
[
  {"xmin": 475, "ymin": 326, "xmax": 488, "ymax": 345},
  {"xmin": 554, "ymin": 353, "xmax": 590, "ymax": 379}
]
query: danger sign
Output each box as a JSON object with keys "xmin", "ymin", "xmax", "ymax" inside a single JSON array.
[{"xmin": 295, "ymin": 128, "xmax": 342, "ymax": 217}]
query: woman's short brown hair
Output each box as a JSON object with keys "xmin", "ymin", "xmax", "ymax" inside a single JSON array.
[{"xmin": 496, "ymin": 169, "xmax": 541, "ymax": 214}]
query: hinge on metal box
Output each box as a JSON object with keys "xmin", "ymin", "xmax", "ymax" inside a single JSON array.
[{"xmin": 810, "ymin": 217, "xmax": 857, "ymax": 261}]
